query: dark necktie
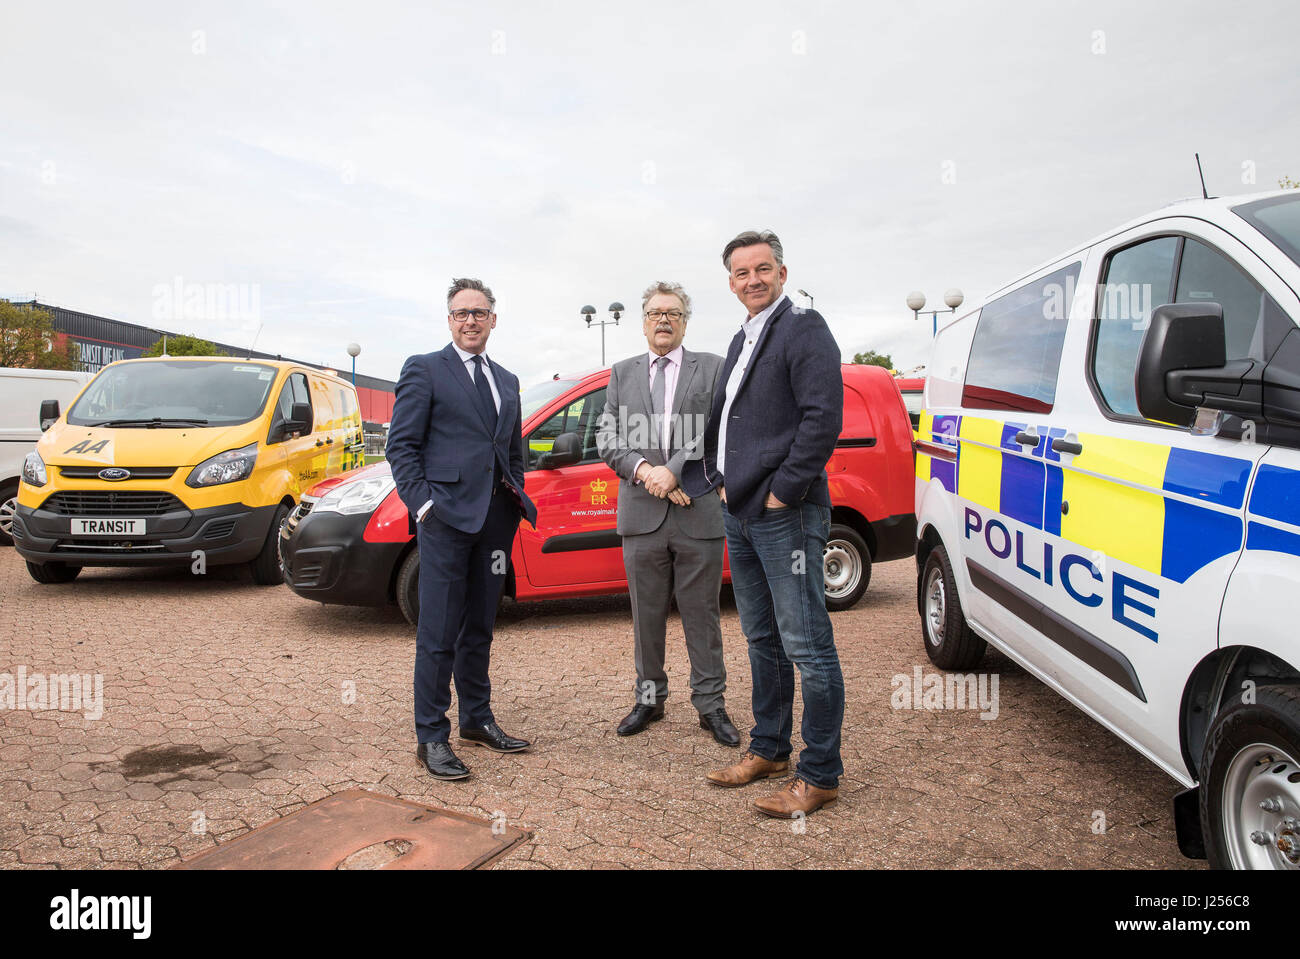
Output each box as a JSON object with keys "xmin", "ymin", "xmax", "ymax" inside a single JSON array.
[{"xmin": 471, "ymin": 355, "xmax": 499, "ymax": 432}]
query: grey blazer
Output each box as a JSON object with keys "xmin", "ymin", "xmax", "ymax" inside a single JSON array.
[{"xmin": 596, "ymin": 348, "xmax": 725, "ymax": 538}]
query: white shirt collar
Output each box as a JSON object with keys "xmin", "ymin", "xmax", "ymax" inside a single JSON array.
[
  {"xmin": 743, "ymin": 294, "xmax": 787, "ymax": 334},
  {"xmin": 451, "ymin": 343, "xmax": 489, "ymax": 367}
]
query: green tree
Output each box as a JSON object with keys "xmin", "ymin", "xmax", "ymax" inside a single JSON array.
[
  {"xmin": 852, "ymin": 349, "xmax": 894, "ymax": 370},
  {"xmin": 142, "ymin": 333, "xmax": 223, "ymax": 357},
  {"xmin": 0, "ymin": 300, "xmax": 79, "ymax": 370}
]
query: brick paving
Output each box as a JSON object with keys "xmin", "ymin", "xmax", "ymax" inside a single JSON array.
[{"xmin": 0, "ymin": 548, "xmax": 1199, "ymax": 869}]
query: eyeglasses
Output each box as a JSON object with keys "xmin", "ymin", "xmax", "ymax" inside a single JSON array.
[
  {"xmin": 644, "ymin": 310, "xmax": 685, "ymax": 322},
  {"xmin": 450, "ymin": 309, "xmax": 493, "ymax": 322}
]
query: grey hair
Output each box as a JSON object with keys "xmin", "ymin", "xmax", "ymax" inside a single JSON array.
[
  {"xmin": 446, "ymin": 277, "xmax": 496, "ymax": 311},
  {"xmin": 641, "ymin": 280, "xmax": 691, "ymax": 321},
  {"xmin": 721, "ymin": 230, "xmax": 784, "ymax": 271}
]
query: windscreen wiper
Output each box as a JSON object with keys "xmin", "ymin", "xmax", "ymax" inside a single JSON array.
[{"xmin": 87, "ymin": 417, "xmax": 210, "ymax": 427}]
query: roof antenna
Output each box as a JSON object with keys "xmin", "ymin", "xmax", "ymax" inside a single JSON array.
[{"xmin": 1195, "ymin": 152, "xmax": 1210, "ymax": 200}]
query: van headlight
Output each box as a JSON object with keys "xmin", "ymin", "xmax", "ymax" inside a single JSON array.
[
  {"xmin": 22, "ymin": 451, "xmax": 47, "ymax": 487},
  {"xmin": 186, "ymin": 444, "xmax": 258, "ymax": 487},
  {"xmin": 313, "ymin": 476, "xmax": 395, "ymax": 515}
]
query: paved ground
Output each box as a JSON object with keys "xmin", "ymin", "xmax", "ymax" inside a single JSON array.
[{"xmin": 0, "ymin": 547, "xmax": 1200, "ymax": 869}]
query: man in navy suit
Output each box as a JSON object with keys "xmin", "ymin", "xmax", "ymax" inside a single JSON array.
[
  {"xmin": 683, "ymin": 230, "xmax": 846, "ymax": 818},
  {"xmin": 386, "ymin": 277, "xmax": 539, "ymax": 781}
]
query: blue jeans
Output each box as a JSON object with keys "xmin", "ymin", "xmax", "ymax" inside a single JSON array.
[{"xmin": 723, "ymin": 500, "xmax": 844, "ymax": 789}]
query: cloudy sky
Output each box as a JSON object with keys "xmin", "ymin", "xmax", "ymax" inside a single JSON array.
[{"xmin": 1, "ymin": 0, "xmax": 1295, "ymax": 386}]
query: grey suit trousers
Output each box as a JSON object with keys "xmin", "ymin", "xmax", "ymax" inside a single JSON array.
[{"xmin": 622, "ymin": 505, "xmax": 726, "ymax": 713}]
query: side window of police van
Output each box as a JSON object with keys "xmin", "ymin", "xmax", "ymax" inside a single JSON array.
[
  {"xmin": 962, "ymin": 262, "xmax": 1080, "ymax": 413},
  {"xmin": 1174, "ymin": 239, "xmax": 1275, "ymax": 364},
  {"xmin": 1092, "ymin": 237, "xmax": 1178, "ymax": 416}
]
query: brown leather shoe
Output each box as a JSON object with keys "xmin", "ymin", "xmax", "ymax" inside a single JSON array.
[
  {"xmin": 706, "ymin": 750, "xmax": 789, "ymax": 788},
  {"xmin": 754, "ymin": 777, "xmax": 838, "ymax": 818}
]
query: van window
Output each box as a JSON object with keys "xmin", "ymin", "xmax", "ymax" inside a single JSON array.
[
  {"xmin": 1092, "ymin": 236, "xmax": 1280, "ymax": 418},
  {"xmin": 67, "ymin": 361, "xmax": 276, "ymax": 426},
  {"xmin": 271, "ymin": 372, "xmax": 312, "ymax": 438},
  {"xmin": 526, "ymin": 387, "xmax": 607, "ymax": 469},
  {"xmin": 1092, "ymin": 237, "xmax": 1178, "ymax": 416},
  {"xmin": 962, "ymin": 262, "xmax": 1080, "ymax": 414}
]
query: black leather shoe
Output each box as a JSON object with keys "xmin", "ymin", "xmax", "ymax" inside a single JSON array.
[
  {"xmin": 416, "ymin": 741, "xmax": 470, "ymax": 780},
  {"xmin": 617, "ymin": 702, "xmax": 665, "ymax": 736},
  {"xmin": 458, "ymin": 721, "xmax": 531, "ymax": 753},
  {"xmin": 699, "ymin": 708, "xmax": 740, "ymax": 747}
]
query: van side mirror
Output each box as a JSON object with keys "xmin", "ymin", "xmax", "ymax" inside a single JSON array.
[
  {"xmin": 283, "ymin": 402, "xmax": 313, "ymax": 437},
  {"xmin": 1135, "ymin": 303, "xmax": 1261, "ymax": 427},
  {"xmin": 539, "ymin": 431, "xmax": 583, "ymax": 469},
  {"xmin": 39, "ymin": 399, "xmax": 60, "ymax": 431}
]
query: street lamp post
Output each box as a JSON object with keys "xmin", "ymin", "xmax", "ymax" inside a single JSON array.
[
  {"xmin": 907, "ymin": 288, "xmax": 965, "ymax": 337},
  {"xmin": 582, "ymin": 301, "xmax": 623, "ymax": 366},
  {"xmin": 347, "ymin": 342, "xmax": 361, "ymax": 385},
  {"xmin": 797, "ymin": 288, "xmax": 814, "ymax": 311}
]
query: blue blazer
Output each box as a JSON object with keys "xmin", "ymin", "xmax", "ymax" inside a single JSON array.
[
  {"xmin": 683, "ymin": 296, "xmax": 843, "ymax": 519},
  {"xmin": 386, "ymin": 343, "xmax": 538, "ymax": 534}
]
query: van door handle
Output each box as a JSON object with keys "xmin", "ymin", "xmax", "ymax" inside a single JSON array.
[
  {"xmin": 1051, "ymin": 438, "xmax": 1083, "ymax": 455},
  {"xmin": 315, "ymin": 439, "xmax": 324, "ymax": 447},
  {"xmin": 1014, "ymin": 431, "xmax": 1039, "ymax": 447}
]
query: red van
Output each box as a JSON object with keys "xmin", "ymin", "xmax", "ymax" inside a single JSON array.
[{"xmin": 280, "ymin": 363, "xmax": 915, "ymax": 623}]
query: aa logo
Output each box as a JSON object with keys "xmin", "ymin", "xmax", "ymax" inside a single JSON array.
[{"xmin": 65, "ymin": 439, "xmax": 110, "ymax": 455}]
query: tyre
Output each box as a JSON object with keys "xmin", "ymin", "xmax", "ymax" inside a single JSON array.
[
  {"xmin": 918, "ymin": 544, "xmax": 986, "ymax": 670},
  {"xmin": 249, "ymin": 503, "xmax": 291, "ymax": 586},
  {"xmin": 824, "ymin": 523, "xmax": 871, "ymax": 612},
  {"xmin": 26, "ymin": 560, "xmax": 82, "ymax": 584},
  {"xmin": 396, "ymin": 547, "xmax": 419, "ymax": 627},
  {"xmin": 1200, "ymin": 683, "xmax": 1300, "ymax": 870},
  {"xmin": 0, "ymin": 480, "xmax": 18, "ymax": 547}
]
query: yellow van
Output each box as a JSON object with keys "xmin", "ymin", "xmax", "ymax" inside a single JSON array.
[{"xmin": 13, "ymin": 356, "xmax": 364, "ymax": 585}]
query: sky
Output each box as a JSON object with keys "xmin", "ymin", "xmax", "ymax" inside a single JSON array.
[{"xmin": 1, "ymin": 0, "xmax": 1295, "ymax": 387}]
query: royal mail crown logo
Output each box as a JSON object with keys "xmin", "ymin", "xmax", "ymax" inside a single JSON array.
[{"xmin": 589, "ymin": 478, "xmax": 608, "ymax": 493}]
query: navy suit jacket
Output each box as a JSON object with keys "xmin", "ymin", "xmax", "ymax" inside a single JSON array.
[
  {"xmin": 683, "ymin": 296, "xmax": 843, "ymax": 519},
  {"xmin": 386, "ymin": 343, "xmax": 539, "ymax": 534}
]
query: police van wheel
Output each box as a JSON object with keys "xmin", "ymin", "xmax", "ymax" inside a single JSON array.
[
  {"xmin": 824, "ymin": 525, "xmax": 871, "ymax": 612},
  {"xmin": 397, "ymin": 547, "xmax": 420, "ymax": 627},
  {"xmin": 250, "ymin": 504, "xmax": 291, "ymax": 586},
  {"xmin": 0, "ymin": 480, "xmax": 19, "ymax": 546},
  {"xmin": 1200, "ymin": 684, "xmax": 1300, "ymax": 870},
  {"xmin": 919, "ymin": 545, "xmax": 985, "ymax": 670},
  {"xmin": 25, "ymin": 560, "xmax": 82, "ymax": 584}
]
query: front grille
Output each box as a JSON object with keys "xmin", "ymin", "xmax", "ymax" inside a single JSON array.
[
  {"xmin": 42, "ymin": 491, "xmax": 186, "ymax": 516},
  {"xmin": 58, "ymin": 466, "xmax": 178, "ymax": 480}
]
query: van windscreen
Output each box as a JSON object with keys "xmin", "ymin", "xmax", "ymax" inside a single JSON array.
[{"xmin": 68, "ymin": 361, "xmax": 279, "ymax": 427}]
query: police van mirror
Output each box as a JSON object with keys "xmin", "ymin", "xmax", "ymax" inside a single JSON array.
[
  {"xmin": 39, "ymin": 399, "xmax": 60, "ymax": 431},
  {"xmin": 1135, "ymin": 303, "xmax": 1234, "ymax": 427},
  {"xmin": 545, "ymin": 432, "xmax": 583, "ymax": 469}
]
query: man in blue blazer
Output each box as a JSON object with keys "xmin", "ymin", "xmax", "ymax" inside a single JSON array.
[
  {"xmin": 386, "ymin": 277, "xmax": 539, "ymax": 781},
  {"xmin": 683, "ymin": 230, "xmax": 846, "ymax": 818}
]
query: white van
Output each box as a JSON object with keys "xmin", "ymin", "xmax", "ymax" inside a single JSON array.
[
  {"xmin": 915, "ymin": 189, "xmax": 1300, "ymax": 869},
  {"xmin": 0, "ymin": 367, "xmax": 93, "ymax": 546}
]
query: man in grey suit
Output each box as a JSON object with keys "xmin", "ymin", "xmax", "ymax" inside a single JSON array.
[{"xmin": 596, "ymin": 281, "xmax": 739, "ymax": 747}]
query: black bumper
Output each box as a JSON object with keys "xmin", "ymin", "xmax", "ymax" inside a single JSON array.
[
  {"xmin": 870, "ymin": 512, "xmax": 917, "ymax": 564},
  {"xmin": 280, "ymin": 503, "xmax": 406, "ymax": 607},
  {"xmin": 12, "ymin": 498, "xmax": 277, "ymax": 567}
]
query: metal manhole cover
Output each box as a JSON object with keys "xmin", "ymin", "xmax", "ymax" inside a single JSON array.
[{"xmin": 174, "ymin": 790, "xmax": 529, "ymax": 870}]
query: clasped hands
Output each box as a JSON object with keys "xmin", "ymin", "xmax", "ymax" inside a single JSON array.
[{"xmin": 635, "ymin": 463, "xmax": 691, "ymax": 506}]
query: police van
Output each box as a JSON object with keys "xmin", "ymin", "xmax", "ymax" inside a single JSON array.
[{"xmin": 914, "ymin": 189, "xmax": 1300, "ymax": 869}]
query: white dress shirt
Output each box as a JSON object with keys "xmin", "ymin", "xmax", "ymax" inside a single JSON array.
[
  {"xmin": 632, "ymin": 345, "xmax": 683, "ymax": 481},
  {"xmin": 417, "ymin": 345, "xmax": 500, "ymax": 523},
  {"xmin": 716, "ymin": 295, "xmax": 787, "ymax": 480}
]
